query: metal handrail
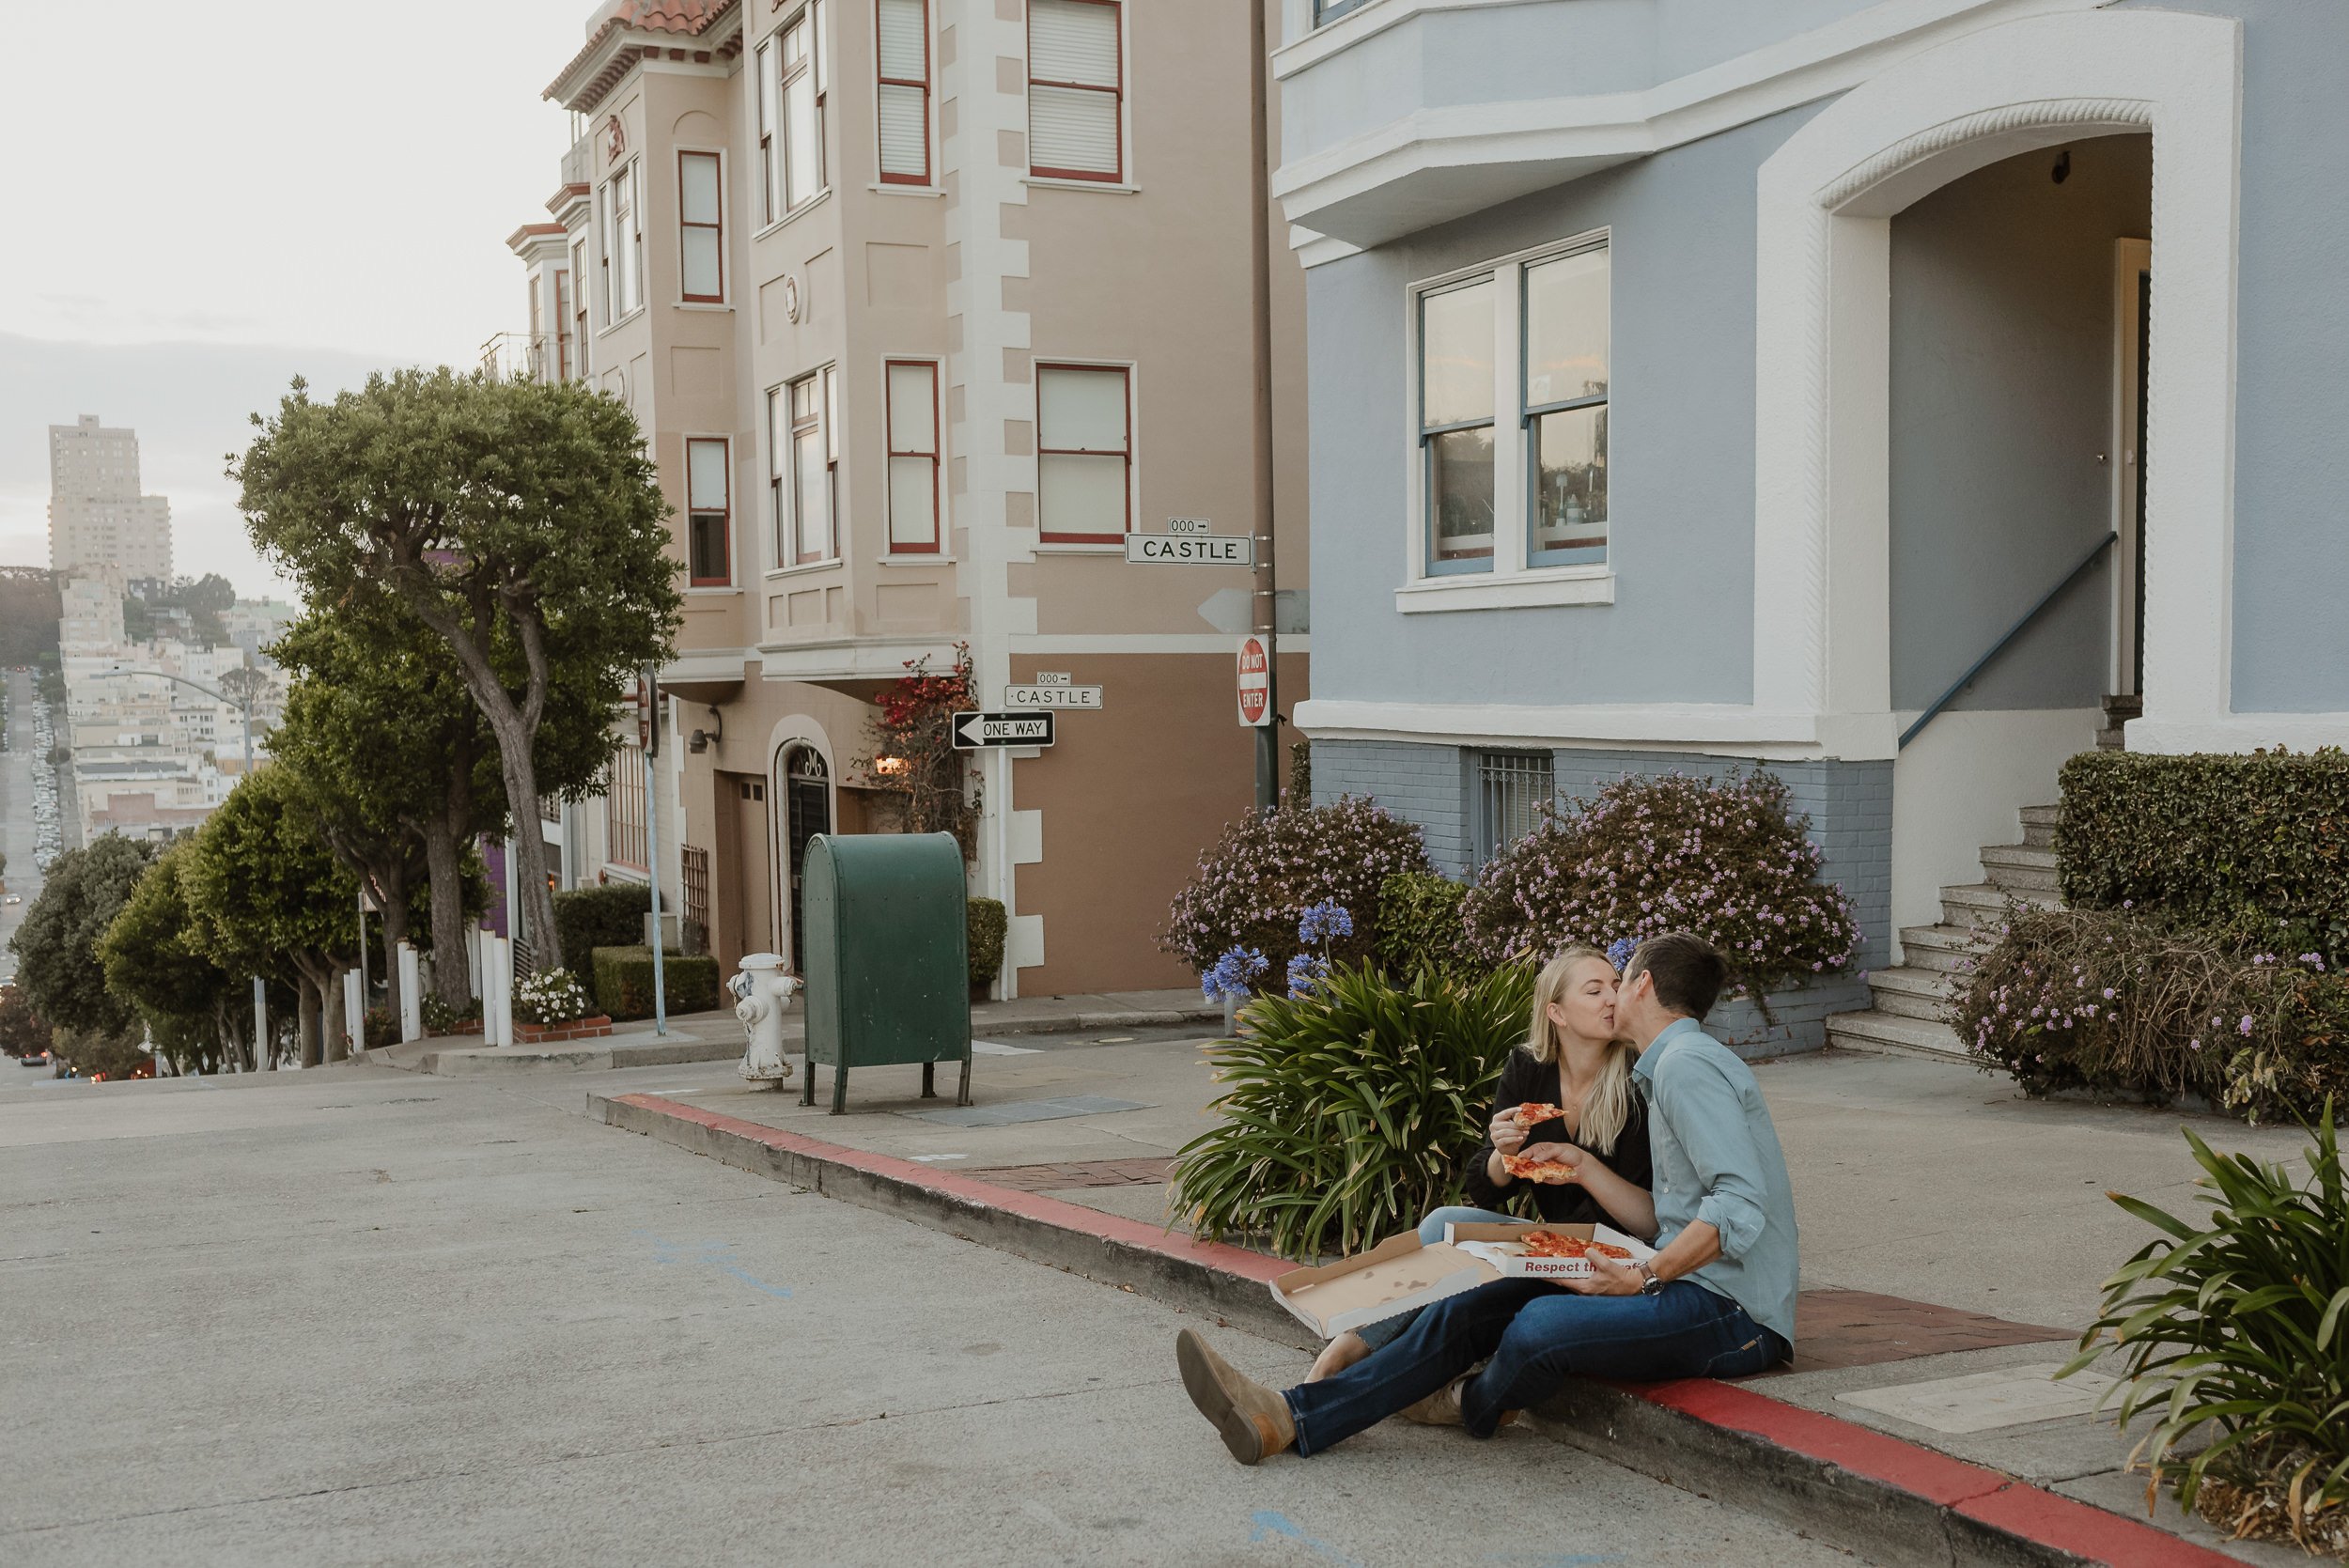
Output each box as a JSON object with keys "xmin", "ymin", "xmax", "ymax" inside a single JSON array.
[{"xmin": 1898, "ymin": 530, "xmax": 2118, "ymax": 750}]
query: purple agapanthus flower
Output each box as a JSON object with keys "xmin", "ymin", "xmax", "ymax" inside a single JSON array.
[
  {"xmin": 1296, "ymin": 900, "xmax": 1355, "ymax": 947},
  {"xmin": 1605, "ymin": 937, "xmax": 1640, "ymax": 970},
  {"xmin": 1202, "ymin": 945, "xmax": 1269, "ymax": 1003},
  {"xmin": 1286, "ymin": 952, "xmax": 1331, "ymax": 1000}
]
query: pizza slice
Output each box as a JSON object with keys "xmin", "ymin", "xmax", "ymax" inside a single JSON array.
[
  {"xmin": 1501, "ymin": 1153, "xmax": 1579, "ymax": 1185},
  {"xmin": 1512, "ymin": 1102, "xmax": 1569, "ymax": 1126},
  {"xmin": 1519, "ymin": 1231, "xmax": 1635, "ymax": 1261}
]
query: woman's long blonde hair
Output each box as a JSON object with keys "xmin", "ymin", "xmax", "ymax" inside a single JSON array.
[{"xmin": 1521, "ymin": 945, "xmax": 1634, "ymax": 1157}]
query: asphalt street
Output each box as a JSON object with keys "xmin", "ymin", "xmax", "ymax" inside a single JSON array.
[{"xmin": 0, "ymin": 1064, "xmax": 1859, "ymax": 1568}]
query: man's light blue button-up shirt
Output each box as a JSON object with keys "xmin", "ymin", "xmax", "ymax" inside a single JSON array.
[{"xmin": 1632, "ymin": 1017, "xmax": 1800, "ymax": 1348}]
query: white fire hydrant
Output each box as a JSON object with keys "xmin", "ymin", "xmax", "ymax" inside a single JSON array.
[{"xmin": 731, "ymin": 953, "xmax": 802, "ymax": 1089}]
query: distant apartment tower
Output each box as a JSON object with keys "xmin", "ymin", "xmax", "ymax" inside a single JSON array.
[{"xmin": 48, "ymin": 415, "xmax": 171, "ymax": 581}]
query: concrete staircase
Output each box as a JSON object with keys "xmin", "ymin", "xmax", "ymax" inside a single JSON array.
[{"xmin": 1824, "ymin": 805, "xmax": 2061, "ymax": 1060}]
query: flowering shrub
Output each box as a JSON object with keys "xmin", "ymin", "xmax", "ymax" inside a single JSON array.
[
  {"xmin": 1956, "ymin": 908, "xmax": 2349, "ymax": 1121},
  {"xmin": 515, "ymin": 968, "xmax": 597, "ymax": 1026},
  {"xmin": 1459, "ymin": 770, "xmax": 1859, "ymax": 997},
  {"xmin": 854, "ymin": 644, "xmax": 980, "ymax": 857},
  {"xmin": 1162, "ymin": 798, "xmax": 1432, "ymax": 984}
]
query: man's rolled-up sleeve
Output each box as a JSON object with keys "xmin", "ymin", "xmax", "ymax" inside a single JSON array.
[{"xmin": 1655, "ymin": 1057, "xmax": 1769, "ymax": 1261}]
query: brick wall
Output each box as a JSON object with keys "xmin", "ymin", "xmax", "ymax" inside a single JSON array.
[{"xmin": 1312, "ymin": 738, "xmax": 1893, "ymax": 1055}]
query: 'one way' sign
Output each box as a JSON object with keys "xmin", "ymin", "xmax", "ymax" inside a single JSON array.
[{"xmin": 950, "ymin": 711, "xmax": 1056, "ymax": 750}]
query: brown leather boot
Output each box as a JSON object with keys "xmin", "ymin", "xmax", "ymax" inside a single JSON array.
[
  {"xmin": 1176, "ymin": 1328, "xmax": 1297, "ymax": 1465},
  {"xmin": 1400, "ymin": 1375, "xmax": 1466, "ymax": 1426}
]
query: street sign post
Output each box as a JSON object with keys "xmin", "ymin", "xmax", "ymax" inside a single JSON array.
[
  {"xmin": 1237, "ymin": 634, "xmax": 1272, "ymax": 727},
  {"xmin": 1126, "ymin": 533, "xmax": 1254, "ymax": 566},
  {"xmin": 951, "ymin": 711, "xmax": 1056, "ymax": 750},
  {"xmin": 1003, "ymin": 684, "xmax": 1102, "ymax": 710}
]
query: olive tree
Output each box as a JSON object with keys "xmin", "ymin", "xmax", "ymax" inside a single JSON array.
[
  {"xmin": 100, "ymin": 843, "xmax": 244, "ymax": 1074},
  {"xmin": 8, "ymin": 835, "xmax": 156, "ymax": 1048},
  {"xmin": 234, "ymin": 368, "xmax": 679, "ymax": 970}
]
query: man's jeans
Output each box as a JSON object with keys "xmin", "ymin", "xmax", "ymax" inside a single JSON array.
[{"xmin": 1283, "ymin": 1279, "xmax": 1786, "ymax": 1454}]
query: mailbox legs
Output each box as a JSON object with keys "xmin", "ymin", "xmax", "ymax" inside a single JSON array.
[
  {"xmin": 831, "ymin": 1060, "xmax": 848, "ymax": 1115},
  {"xmin": 957, "ymin": 1051, "xmax": 972, "ymax": 1108},
  {"xmin": 921, "ymin": 1062, "xmax": 936, "ymax": 1099}
]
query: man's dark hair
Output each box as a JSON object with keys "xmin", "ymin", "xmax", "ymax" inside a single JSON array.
[{"xmin": 1626, "ymin": 932, "xmax": 1727, "ymax": 1021}]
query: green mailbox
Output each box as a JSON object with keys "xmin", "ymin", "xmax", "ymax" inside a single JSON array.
[{"xmin": 800, "ymin": 831, "xmax": 972, "ymax": 1113}]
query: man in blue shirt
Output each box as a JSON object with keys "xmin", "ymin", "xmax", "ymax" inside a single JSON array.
[{"xmin": 1176, "ymin": 932, "xmax": 1798, "ymax": 1465}]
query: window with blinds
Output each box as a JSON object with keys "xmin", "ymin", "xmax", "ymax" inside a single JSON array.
[
  {"xmin": 1027, "ymin": 0, "xmax": 1122, "ymax": 181},
  {"xmin": 678, "ymin": 150, "xmax": 723, "ymax": 302},
  {"xmin": 886, "ymin": 361, "xmax": 941, "ymax": 551},
  {"xmin": 876, "ymin": 0, "xmax": 930, "ymax": 184},
  {"xmin": 1036, "ymin": 363, "xmax": 1130, "ymax": 542}
]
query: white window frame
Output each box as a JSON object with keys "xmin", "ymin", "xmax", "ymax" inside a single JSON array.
[
  {"xmin": 684, "ymin": 434, "xmax": 734, "ymax": 587},
  {"xmin": 761, "ymin": 6, "xmax": 829, "ymax": 230},
  {"xmin": 599, "ymin": 158, "xmax": 645, "ymax": 329},
  {"xmin": 771, "ymin": 365, "xmax": 840, "ymax": 570},
  {"xmin": 676, "ymin": 148, "xmax": 726, "ymax": 305},
  {"xmin": 883, "ymin": 358, "xmax": 944, "ymax": 553},
  {"xmin": 874, "ymin": 0, "xmax": 934, "ymax": 188},
  {"xmin": 1034, "ymin": 359, "xmax": 1135, "ymax": 548},
  {"xmin": 1400, "ymin": 228, "xmax": 1614, "ymax": 613},
  {"xmin": 1026, "ymin": 0, "xmax": 1128, "ymax": 186}
]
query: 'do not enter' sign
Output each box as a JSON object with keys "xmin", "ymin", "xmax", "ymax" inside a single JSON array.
[{"xmin": 1237, "ymin": 635, "xmax": 1271, "ymax": 728}]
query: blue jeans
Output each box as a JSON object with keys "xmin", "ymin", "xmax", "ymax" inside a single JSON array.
[
  {"xmin": 1284, "ymin": 1278, "xmax": 1786, "ymax": 1455},
  {"xmin": 1352, "ymin": 1206, "xmax": 1517, "ymax": 1352}
]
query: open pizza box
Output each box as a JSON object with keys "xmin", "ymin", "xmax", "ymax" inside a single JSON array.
[{"xmin": 1269, "ymin": 1221, "xmax": 1658, "ymax": 1339}]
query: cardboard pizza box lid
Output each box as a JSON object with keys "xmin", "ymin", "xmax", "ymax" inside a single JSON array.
[
  {"xmin": 1268, "ymin": 1232, "xmax": 1497, "ymax": 1339},
  {"xmin": 1441, "ymin": 1219, "xmax": 1657, "ymax": 1260}
]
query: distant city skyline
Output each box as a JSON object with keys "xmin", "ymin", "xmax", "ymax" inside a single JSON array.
[{"xmin": 4, "ymin": 0, "xmax": 593, "ymax": 596}]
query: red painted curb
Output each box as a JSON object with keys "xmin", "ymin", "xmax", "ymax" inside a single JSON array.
[
  {"xmin": 607, "ymin": 1092, "xmax": 2235, "ymax": 1568},
  {"xmin": 612, "ymin": 1094, "xmax": 1289, "ymax": 1284}
]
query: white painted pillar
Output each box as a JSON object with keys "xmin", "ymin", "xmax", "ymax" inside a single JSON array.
[{"xmin": 396, "ymin": 942, "xmax": 422, "ymax": 1043}]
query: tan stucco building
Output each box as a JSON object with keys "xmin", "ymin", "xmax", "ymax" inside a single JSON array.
[
  {"xmin": 508, "ymin": 0, "xmax": 1307, "ymax": 995},
  {"xmin": 48, "ymin": 415, "xmax": 171, "ymax": 582}
]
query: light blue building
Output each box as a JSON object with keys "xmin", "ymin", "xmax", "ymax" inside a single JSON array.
[{"xmin": 1275, "ymin": 0, "xmax": 2348, "ymax": 1052}]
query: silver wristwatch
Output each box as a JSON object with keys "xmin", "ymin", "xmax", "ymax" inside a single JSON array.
[{"xmin": 1636, "ymin": 1262, "xmax": 1664, "ymax": 1296}]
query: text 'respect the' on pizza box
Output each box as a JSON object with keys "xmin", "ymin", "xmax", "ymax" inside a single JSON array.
[
  {"xmin": 1443, "ymin": 1219, "xmax": 1657, "ymax": 1281},
  {"xmin": 1268, "ymin": 1232, "xmax": 1493, "ymax": 1340}
]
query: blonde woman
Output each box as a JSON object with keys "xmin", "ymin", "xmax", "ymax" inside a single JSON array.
[{"xmin": 1306, "ymin": 946, "xmax": 1656, "ymax": 1380}]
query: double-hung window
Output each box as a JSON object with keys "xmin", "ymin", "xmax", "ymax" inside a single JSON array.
[
  {"xmin": 885, "ymin": 361, "xmax": 941, "ymax": 552},
  {"xmin": 600, "ymin": 159, "xmax": 643, "ymax": 321},
  {"xmin": 1028, "ymin": 0, "xmax": 1123, "ymax": 182},
  {"xmin": 552, "ymin": 269, "xmax": 572, "ymax": 379},
  {"xmin": 1036, "ymin": 364, "xmax": 1130, "ymax": 543},
  {"xmin": 771, "ymin": 368, "xmax": 838, "ymax": 567},
  {"xmin": 876, "ymin": 0, "xmax": 931, "ymax": 184},
  {"xmin": 1409, "ymin": 232, "xmax": 1611, "ymax": 598},
  {"xmin": 570, "ymin": 237, "xmax": 590, "ymax": 371},
  {"xmin": 1315, "ymin": 0, "xmax": 1373, "ymax": 21},
  {"xmin": 686, "ymin": 437, "xmax": 731, "ymax": 585},
  {"xmin": 677, "ymin": 151, "xmax": 723, "ymax": 303},
  {"xmin": 758, "ymin": 8, "xmax": 828, "ymax": 222}
]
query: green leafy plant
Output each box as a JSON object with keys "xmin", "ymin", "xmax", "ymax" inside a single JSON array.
[
  {"xmin": 967, "ymin": 897, "xmax": 1007, "ymax": 988},
  {"xmin": 1170, "ymin": 960, "xmax": 1536, "ymax": 1260},
  {"xmin": 589, "ymin": 946, "xmax": 722, "ymax": 1022},
  {"xmin": 514, "ymin": 968, "xmax": 596, "ymax": 1027},
  {"xmin": 2059, "ymin": 748, "xmax": 2349, "ymax": 965},
  {"xmin": 1373, "ymin": 871, "xmax": 1480, "ymax": 982},
  {"xmin": 553, "ymin": 883, "xmax": 651, "ymax": 973},
  {"xmin": 2061, "ymin": 1108, "xmax": 2349, "ymax": 1553},
  {"xmin": 420, "ymin": 991, "xmax": 483, "ymax": 1035}
]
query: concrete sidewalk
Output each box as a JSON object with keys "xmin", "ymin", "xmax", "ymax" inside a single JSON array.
[
  {"xmin": 592, "ymin": 1035, "xmax": 2311, "ymax": 1565},
  {"xmin": 357, "ymin": 987, "xmax": 1221, "ymax": 1079}
]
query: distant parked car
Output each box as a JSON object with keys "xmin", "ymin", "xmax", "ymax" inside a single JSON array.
[
  {"xmin": 3, "ymin": 894, "xmax": 19, "ymax": 905},
  {"xmin": 18, "ymin": 1050, "xmax": 47, "ymax": 1067}
]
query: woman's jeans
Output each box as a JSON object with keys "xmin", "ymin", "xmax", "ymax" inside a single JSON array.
[
  {"xmin": 1285, "ymin": 1279, "xmax": 1786, "ymax": 1455},
  {"xmin": 1351, "ymin": 1206, "xmax": 1516, "ymax": 1352}
]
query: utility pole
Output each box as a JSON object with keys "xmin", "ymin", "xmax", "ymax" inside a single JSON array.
[{"xmin": 1248, "ymin": 0, "xmax": 1281, "ymax": 814}]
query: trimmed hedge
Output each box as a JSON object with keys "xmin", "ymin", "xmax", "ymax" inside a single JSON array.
[
  {"xmin": 967, "ymin": 897, "xmax": 1006, "ymax": 986},
  {"xmin": 1373, "ymin": 871, "xmax": 1478, "ymax": 981},
  {"xmin": 2059, "ymin": 750, "xmax": 2349, "ymax": 962},
  {"xmin": 590, "ymin": 945, "xmax": 722, "ymax": 1022},
  {"xmin": 554, "ymin": 884, "xmax": 653, "ymax": 973}
]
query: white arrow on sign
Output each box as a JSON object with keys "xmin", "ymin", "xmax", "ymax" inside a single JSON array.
[{"xmin": 952, "ymin": 711, "xmax": 1056, "ymax": 749}]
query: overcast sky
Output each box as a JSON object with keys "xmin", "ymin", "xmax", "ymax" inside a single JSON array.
[{"xmin": 0, "ymin": 0, "xmax": 599, "ymax": 597}]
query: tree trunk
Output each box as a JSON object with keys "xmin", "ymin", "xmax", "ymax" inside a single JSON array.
[
  {"xmin": 487, "ymin": 722, "xmax": 561, "ymax": 976},
  {"xmin": 422, "ymin": 813, "xmax": 474, "ymax": 1009},
  {"xmin": 320, "ymin": 969, "xmax": 349, "ymax": 1063},
  {"xmin": 296, "ymin": 980, "xmax": 321, "ymax": 1069}
]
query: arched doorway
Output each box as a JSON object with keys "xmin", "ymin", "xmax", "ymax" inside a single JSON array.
[{"xmin": 776, "ymin": 742, "xmax": 831, "ymax": 971}]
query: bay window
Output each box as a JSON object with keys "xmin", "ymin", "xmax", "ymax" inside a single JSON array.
[
  {"xmin": 1036, "ymin": 363, "xmax": 1130, "ymax": 543},
  {"xmin": 686, "ymin": 437, "xmax": 731, "ymax": 585},
  {"xmin": 774, "ymin": 368, "xmax": 837, "ymax": 567},
  {"xmin": 1408, "ymin": 232, "xmax": 1612, "ymax": 601},
  {"xmin": 758, "ymin": 8, "xmax": 827, "ymax": 223},
  {"xmin": 1028, "ymin": 0, "xmax": 1122, "ymax": 181},
  {"xmin": 886, "ymin": 360, "xmax": 941, "ymax": 551},
  {"xmin": 876, "ymin": 0, "xmax": 931, "ymax": 184},
  {"xmin": 678, "ymin": 151, "xmax": 723, "ymax": 303},
  {"xmin": 599, "ymin": 159, "xmax": 643, "ymax": 321}
]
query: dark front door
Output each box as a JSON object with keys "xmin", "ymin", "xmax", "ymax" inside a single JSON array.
[{"xmin": 780, "ymin": 745, "xmax": 831, "ymax": 971}]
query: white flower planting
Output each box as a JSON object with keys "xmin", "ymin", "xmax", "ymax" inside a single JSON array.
[{"xmin": 514, "ymin": 968, "xmax": 596, "ymax": 1026}]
